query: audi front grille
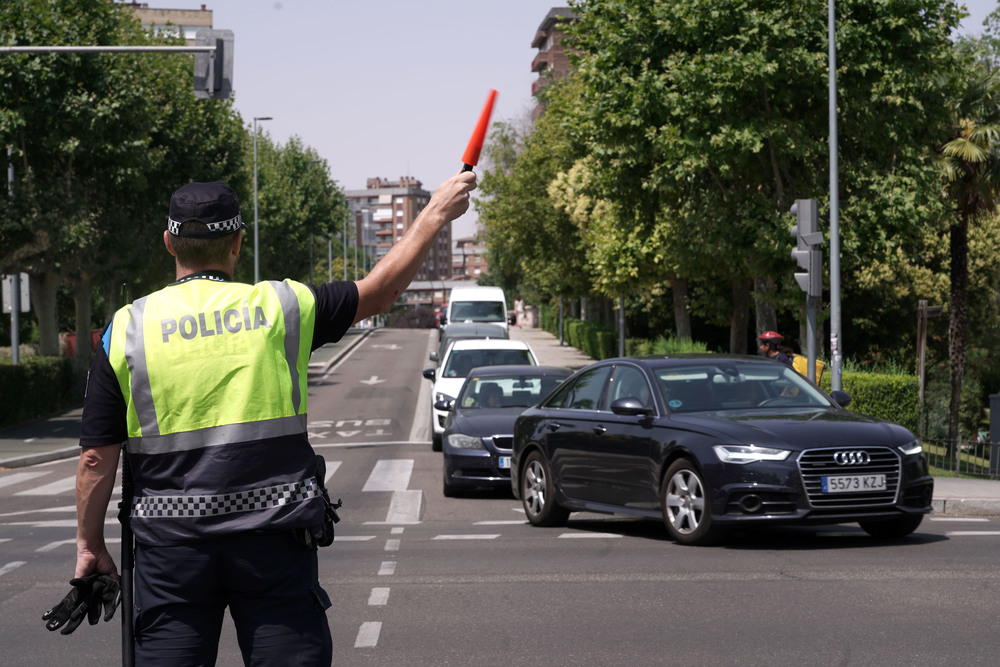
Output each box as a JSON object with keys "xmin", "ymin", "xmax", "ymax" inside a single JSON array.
[{"xmin": 797, "ymin": 446, "xmax": 901, "ymax": 509}]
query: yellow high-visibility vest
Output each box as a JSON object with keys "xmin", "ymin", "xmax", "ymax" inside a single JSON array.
[{"xmin": 106, "ymin": 277, "xmax": 323, "ymax": 544}]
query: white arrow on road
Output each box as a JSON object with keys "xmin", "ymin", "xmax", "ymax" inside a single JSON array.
[
  {"xmin": 371, "ymin": 344, "xmax": 401, "ymax": 350},
  {"xmin": 360, "ymin": 376, "xmax": 385, "ymax": 385}
]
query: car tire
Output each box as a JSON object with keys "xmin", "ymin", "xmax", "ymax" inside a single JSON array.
[
  {"xmin": 520, "ymin": 451, "xmax": 569, "ymax": 527},
  {"xmin": 661, "ymin": 459, "xmax": 725, "ymax": 546},
  {"xmin": 858, "ymin": 515, "xmax": 923, "ymax": 539}
]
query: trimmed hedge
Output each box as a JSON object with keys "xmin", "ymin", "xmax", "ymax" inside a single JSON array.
[
  {"xmin": 540, "ymin": 308, "xmax": 618, "ymax": 360},
  {"xmin": 821, "ymin": 370, "xmax": 919, "ymax": 433},
  {"xmin": 0, "ymin": 357, "xmax": 85, "ymax": 430}
]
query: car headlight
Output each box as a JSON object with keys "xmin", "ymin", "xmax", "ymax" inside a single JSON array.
[
  {"xmin": 897, "ymin": 440, "xmax": 922, "ymax": 455},
  {"xmin": 713, "ymin": 444, "xmax": 791, "ymax": 464},
  {"xmin": 446, "ymin": 433, "xmax": 485, "ymax": 450}
]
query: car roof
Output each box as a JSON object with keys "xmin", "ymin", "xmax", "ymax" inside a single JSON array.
[
  {"xmin": 465, "ymin": 365, "xmax": 573, "ymax": 378},
  {"xmin": 441, "ymin": 322, "xmax": 507, "ymax": 336},
  {"xmin": 448, "ymin": 339, "xmax": 531, "ymax": 351}
]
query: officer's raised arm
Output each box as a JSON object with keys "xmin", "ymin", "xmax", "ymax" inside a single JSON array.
[{"xmin": 353, "ymin": 170, "xmax": 476, "ymax": 323}]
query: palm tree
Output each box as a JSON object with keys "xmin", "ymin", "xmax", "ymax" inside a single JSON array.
[{"xmin": 937, "ymin": 64, "xmax": 1000, "ymax": 457}]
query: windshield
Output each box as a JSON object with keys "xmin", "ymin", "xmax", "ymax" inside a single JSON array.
[
  {"xmin": 458, "ymin": 375, "xmax": 566, "ymax": 409},
  {"xmin": 450, "ymin": 300, "xmax": 505, "ymax": 324},
  {"xmin": 442, "ymin": 348, "xmax": 535, "ymax": 378},
  {"xmin": 655, "ymin": 362, "xmax": 832, "ymax": 413}
]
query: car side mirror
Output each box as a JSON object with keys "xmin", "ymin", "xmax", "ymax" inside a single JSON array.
[
  {"xmin": 423, "ymin": 368, "xmax": 435, "ymax": 381},
  {"xmin": 429, "ymin": 352, "xmax": 439, "ymax": 362},
  {"xmin": 610, "ymin": 397, "xmax": 653, "ymax": 417},
  {"xmin": 434, "ymin": 398, "xmax": 454, "ymax": 412},
  {"xmin": 830, "ymin": 390, "xmax": 852, "ymax": 408}
]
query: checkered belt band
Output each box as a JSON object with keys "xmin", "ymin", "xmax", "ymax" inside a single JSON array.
[{"xmin": 131, "ymin": 478, "xmax": 321, "ymax": 518}]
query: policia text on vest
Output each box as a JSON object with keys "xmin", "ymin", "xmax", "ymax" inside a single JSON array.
[{"xmin": 160, "ymin": 303, "xmax": 271, "ymax": 343}]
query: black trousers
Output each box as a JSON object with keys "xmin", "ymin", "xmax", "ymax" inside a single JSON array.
[{"xmin": 133, "ymin": 531, "xmax": 332, "ymax": 666}]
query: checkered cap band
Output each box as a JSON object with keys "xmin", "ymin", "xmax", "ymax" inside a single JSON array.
[
  {"xmin": 167, "ymin": 212, "xmax": 244, "ymax": 237},
  {"xmin": 130, "ymin": 478, "xmax": 321, "ymax": 518}
]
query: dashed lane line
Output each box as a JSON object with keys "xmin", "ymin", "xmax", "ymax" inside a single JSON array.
[{"xmin": 355, "ymin": 621, "xmax": 381, "ymax": 649}]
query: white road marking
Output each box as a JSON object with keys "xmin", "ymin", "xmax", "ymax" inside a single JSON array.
[
  {"xmin": 946, "ymin": 531, "xmax": 1000, "ymax": 536},
  {"xmin": 362, "ymin": 459, "xmax": 413, "ymax": 492},
  {"xmin": 323, "ymin": 461, "xmax": 341, "ymax": 485},
  {"xmin": 364, "ymin": 490, "xmax": 422, "ymax": 525},
  {"xmin": 390, "ymin": 527, "xmax": 404, "ymax": 535},
  {"xmin": 0, "ymin": 471, "xmax": 50, "ymax": 490},
  {"xmin": 36, "ymin": 538, "xmax": 121, "ymax": 553},
  {"xmin": 378, "ymin": 561, "xmax": 396, "ymax": 576},
  {"xmin": 433, "ymin": 534, "xmax": 501, "ymax": 540},
  {"xmin": 0, "ymin": 561, "xmax": 27, "ymax": 577},
  {"xmin": 355, "ymin": 621, "xmax": 381, "ymax": 648},
  {"xmin": 368, "ymin": 588, "xmax": 390, "ymax": 606},
  {"xmin": 333, "ymin": 535, "xmax": 376, "ymax": 542},
  {"xmin": 409, "ymin": 330, "xmax": 436, "ymax": 444},
  {"xmin": 15, "ymin": 475, "xmax": 76, "ymax": 496},
  {"xmin": 475, "ymin": 520, "xmax": 526, "ymax": 525},
  {"xmin": 931, "ymin": 517, "xmax": 990, "ymax": 522},
  {"xmin": 385, "ymin": 539, "xmax": 401, "ymax": 552},
  {"xmin": 557, "ymin": 533, "xmax": 624, "ymax": 539}
]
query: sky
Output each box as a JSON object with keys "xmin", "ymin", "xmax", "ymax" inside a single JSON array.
[{"xmin": 183, "ymin": 1, "xmax": 997, "ymax": 238}]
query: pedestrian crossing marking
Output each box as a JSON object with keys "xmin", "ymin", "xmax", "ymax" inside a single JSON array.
[
  {"xmin": 0, "ymin": 471, "xmax": 50, "ymax": 490},
  {"xmin": 362, "ymin": 459, "xmax": 413, "ymax": 492},
  {"xmin": 15, "ymin": 475, "xmax": 77, "ymax": 496}
]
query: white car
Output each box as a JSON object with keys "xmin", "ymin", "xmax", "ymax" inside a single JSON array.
[{"xmin": 422, "ymin": 338, "xmax": 537, "ymax": 450}]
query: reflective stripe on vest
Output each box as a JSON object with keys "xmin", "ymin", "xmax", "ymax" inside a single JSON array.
[{"xmin": 109, "ymin": 279, "xmax": 316, "ymax": 455}]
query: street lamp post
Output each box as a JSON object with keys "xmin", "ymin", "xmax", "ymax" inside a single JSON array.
[{"xmin": 252, "ymin": 115, "xmax": 272, "ymax": 284}]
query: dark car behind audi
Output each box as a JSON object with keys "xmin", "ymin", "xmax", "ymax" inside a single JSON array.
[
  {"xmin": 440, "ymin": 365, "xmax": 572, "ymax": 497},
  {"xmin": 510, "ymin": 355, "xmax": 933, "ymax": 545}
]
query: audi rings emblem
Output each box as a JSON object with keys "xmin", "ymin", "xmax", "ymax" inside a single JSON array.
[{"xmin": 834, "ymin": 450, "xmax": 870, "ymax": 466}]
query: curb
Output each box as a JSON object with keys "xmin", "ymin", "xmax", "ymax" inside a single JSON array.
[
  {"xmin": 1, "ymin": 446, "xmax": 81, "ymax": 470},
  {"xmin": 932, "ymin": 498, "xmax": 1000, "ymax": 517}
]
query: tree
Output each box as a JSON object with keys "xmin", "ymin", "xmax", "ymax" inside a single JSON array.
[
  {"xmin": 936, "ymin": 60, "xmax": 1000, "ymax": 455},
  {"xmin": 248, "ymin": 134, "xmax": 346, "ymax": 284},
  {"xmin": 555, "ymin": 0, "xmax": 960, "ymax": 353}
]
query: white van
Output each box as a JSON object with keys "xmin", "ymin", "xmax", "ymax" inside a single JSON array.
[{"xmin": 446, "ymin": 286, "xmax": 509, "ymax": 333}]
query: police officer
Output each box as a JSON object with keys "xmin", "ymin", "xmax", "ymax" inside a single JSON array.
[
  {"xmin": 758, "ymin": 330, "xmax": 793, "ymax": 368},
  {"xmin": 65, "ymin": 171, "xmax": 476, "ymax": 665}
]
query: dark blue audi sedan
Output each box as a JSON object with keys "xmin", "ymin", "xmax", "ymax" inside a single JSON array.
[
  {"xmin": 439, "ymin": 365, "xmax": 572, "ymax": 497},
  {"xmin": 510, "ymin": 355, "xmax": 933, "ymax": 545}
]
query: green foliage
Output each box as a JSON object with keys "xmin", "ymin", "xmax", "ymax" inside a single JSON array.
[
  {"xmin": 628, "ymin": 336, "xmax": 710, "ymax": 356},
  {"xmin": 0, "ymin": 356, "xmax": 83, "ymax": 429},
  {"xmin": 818, "ymin": 370, "xmax": 919, "ymax": 433},
  {"xmin": 538, "ymin": 305, "xmax": 617, "ymax": 360}
]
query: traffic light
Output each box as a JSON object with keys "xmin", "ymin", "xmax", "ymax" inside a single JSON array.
[
  {"xmin": 194, "ymin": 29, "xmax": 234, "ymax": 99},
  {"xmin": 789, "ymin": 198, "xmax": 822, "ymax": 297}
]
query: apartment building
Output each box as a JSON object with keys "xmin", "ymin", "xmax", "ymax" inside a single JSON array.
[
  {"xmin": 345, "ymin": 177, "xmax": 451, "ymax": 281},
  {"xmin": 530, "ymin": 7, "xmax": 579, "ymax": 119},
  {"xmin": 123, "ymin": 2, "xmax": 213, "ymax": 44}
]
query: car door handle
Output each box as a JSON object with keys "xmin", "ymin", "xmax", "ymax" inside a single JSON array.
[
  {"xmin": 593, "ymin": 425, "xmax": 607, "ymax": 435},
  {"xmin": 546, "ymin": 422, "xmax": 562, "ymax": 431}
]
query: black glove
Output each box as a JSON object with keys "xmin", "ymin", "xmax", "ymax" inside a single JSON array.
[{"xmin": 42, "ymin": 574, "xmax": 121, "ymax": 635}]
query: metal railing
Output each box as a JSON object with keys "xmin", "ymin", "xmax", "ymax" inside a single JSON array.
[{"xmin": 922, "ymin": 436, "xmax": 1000, "ymax": 479}]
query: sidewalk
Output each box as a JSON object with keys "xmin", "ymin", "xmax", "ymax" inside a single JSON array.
[{"xmin": 3, "ymin": 324, "xmax": 1000, "ymax": 518}]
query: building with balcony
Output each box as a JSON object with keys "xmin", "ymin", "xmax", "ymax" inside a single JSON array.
[
  {"xmin": 531, "ymin": 7, "xmax": 579, "ymax": 119},
  {"xmin": 452, "ymin": 233, "xmax": 488, "ymax": 281},
  {"xmin": 344, "ymin": 177, "xmax": 451, "ymax": 282},
  {"xmin": 123, "ymin": 3, "xmax": 213, "ymax": 45}
]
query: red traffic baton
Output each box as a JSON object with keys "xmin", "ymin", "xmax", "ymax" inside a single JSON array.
[{"xmin": 461, "ymin": 89, "xmax": 498, "ymax": 172}]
